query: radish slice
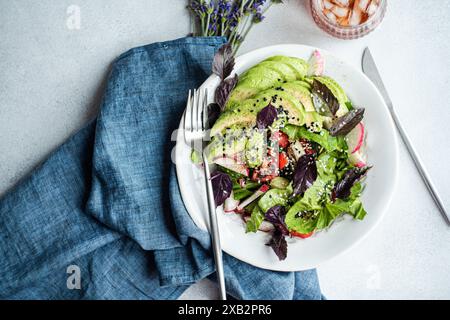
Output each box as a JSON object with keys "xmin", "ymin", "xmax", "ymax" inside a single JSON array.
[
  {"xmin": 288, "ymin": 140, "xmax": 305, "ymax": 161},
  {"xmin": 213, "ymin": 157, "xmax": 249, "ymax": 177},
  {"xmin": 346, "ymin": 122, "xmax": 367, "ymax": 167},
  {"xmin": 348, "ymin": 149, "xmax": 367, "ymax": 167},
  {"xmin": 237, "ymin": 184, "xmax": 270, "ymax": 211},
  {"xmin": 224, "ymin": 192, "xmax": 240, "ymax": 212},
  {"xmin": 354, "ymin": 161, "xmax": 366, "ymax": 168},
  {"xmin": 345, "ymin": 122, "xmax": 365, "ymax": 154},
  {"xmin": 307, "ymin": 50, "xmax": 325, "ymax": 76}
]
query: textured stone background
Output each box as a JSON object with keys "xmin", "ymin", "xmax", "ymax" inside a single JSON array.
[{"xmin": 1, "ymin": 0, "xmax": 449, "ymax": 299}]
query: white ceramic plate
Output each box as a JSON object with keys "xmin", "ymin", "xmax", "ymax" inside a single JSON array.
[{"xmin": 175, "ymin": 44, "xmax": 398, "ymax": 271}]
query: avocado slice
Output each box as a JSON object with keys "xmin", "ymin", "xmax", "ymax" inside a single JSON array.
[
  {"xmin": 304, "ymin": 112, "xmax": 323, "ymax": 131},
  {"xmin": 226, "ymin": 57, "xmax": 308, "ymax": 107},
  {"xmin": 227, "ymin": 66, "xmax": 284, "ymax": 106},
  {"xmin": 256, "ymin": 61, "xmax": 297, "ymax": 82},
  {"xmin": 251, "ymin": 89, "xmax": 306, "ymax": 127},
  {"xmin": 210, "ymin": 108, "xmax": 257, "ymax": 137},
  {"xmin": 239, "ymin": 65, "xmax": 284, "ymax": 83},
  {"xmin": 245, "ymin": 130, "xmax": 266, "ymax": 168},
  {"xmin": 303, "ymin": 77, "xmax": 314, "ymax": 85},
  {"xmin": 314, "ymin": 76, "xmax": 349, "ymax": 116},
  {"xmin": 296, "ymin": 80, "xmax": 312, "ymax": 90},
  {"xmin": 224, "ymin": 87, "xmax": 255, "ymax": 110},
  {"xmin": 212, "ymin": 85, "xmax": 325, "ymax": 136},
  {"xmin": 280, "ymin": 81, "xmax": 315, "ymax": 112},
  {"xmin": 264, "ymin": 56, "xmax": 308, "ymax": 79},
  {"xmin": 206, "ymin": 130, "xmax": 248, "ymax": 160}
]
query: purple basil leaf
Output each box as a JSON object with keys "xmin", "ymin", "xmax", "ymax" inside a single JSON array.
[
  {"xmin": 212, "ymin": 43, "xmax": 235, "ymax": 80},
  {"xmin": 211, "ymin": 171, "xmax": 232, "ymax": 206},
  {"xmin": 312, "ymin": 79, "xmax": 340, "ymax": 116},
  {"xmin": 257, "ymin": 104, "xmax": 278, "ymax": 129},
  {"xmin": 329, "ymin": 108, "xmax": 365, "ymax": 136},
  {"xmin": 331, "ymin": 166, "xmax": 371, "ymax": 201},
  {"xmin": 215, "ymin": 74, "xmax": 239, "ymax": 109},
  {"xmin": 266, "ymin": 229, "xmax": 287, "ymax": 261},
  {"xmin": 206, "ymin": 103, "xmax": 221, "ymax": 127},
  {"xmin": 265, "ymin": 205, "xmax": 289, "ymax": 236},
  {"xmin": 292, "ymin": 154, "xmax": 318, "ymax": 197}
]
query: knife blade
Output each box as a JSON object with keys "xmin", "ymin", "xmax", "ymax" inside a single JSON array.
[{"xmin": 362, "ymin": 47, "xmax": 450, "ymax": 225}]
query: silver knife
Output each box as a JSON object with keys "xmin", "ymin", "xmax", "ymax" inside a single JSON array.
[{"xmin": 362, "ymin": 47, "xmax": 450, "ymax": 225}]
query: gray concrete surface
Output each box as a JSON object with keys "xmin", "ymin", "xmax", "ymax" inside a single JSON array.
[{"xmin": 1, "ymin": 0, "xmax": 450, "ymax": 299}]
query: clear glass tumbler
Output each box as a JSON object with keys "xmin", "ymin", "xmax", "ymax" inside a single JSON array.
[{"xmin": 310, "ymin": 0, "xmax": 387, "ymax": 39}]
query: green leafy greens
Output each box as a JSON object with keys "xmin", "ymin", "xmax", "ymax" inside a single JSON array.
[
  {"xmin": 283, "ymin": 124, "xmax": 367, "ymax": 233},
  {"xmin": 246, "ymin": 205, "xmax": 265, "ymax": 233},
  {"xmin": 282, "ymin": 124, "xmax": 347, "ymax": 153}
]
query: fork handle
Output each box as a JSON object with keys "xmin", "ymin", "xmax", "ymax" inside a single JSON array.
[{"xmin": 202, "ymin": 152, "xmax": 227, "ymax": 300}]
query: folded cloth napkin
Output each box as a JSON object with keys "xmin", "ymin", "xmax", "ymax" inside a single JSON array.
[{"xmin": 0, "ymin": 37, "xmax": 323, "ymax": 300}]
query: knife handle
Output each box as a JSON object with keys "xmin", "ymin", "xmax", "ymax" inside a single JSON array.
[{"xmin": 390, "ymin": 109, "xmax": 450, "ymax": 225}]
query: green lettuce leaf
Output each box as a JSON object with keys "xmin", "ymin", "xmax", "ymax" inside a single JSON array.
[
  {"xmin": 285, "ymin": 205, "xmax": 319, "ymax": 234},
  {"xmin": 258, "ymin": 188, "xmax": 292, "ymax": 213},
  {"xmin": 322, "ymin": 182, "xmax": 366, "ymax": 228},
  {"xmin": 282, "ymin": 124, "xmax": 347, "ymax": 153},
  {"xmin": 285, "ymin": 176, "xmax": 331, "ymax": 233},
  {"xmin": 286, "ymin": 178, "xmax": 367, "ymax": 232},
  {"xmin": 246, "ymin": 204, "xmax": 265, "ymax": 233}
]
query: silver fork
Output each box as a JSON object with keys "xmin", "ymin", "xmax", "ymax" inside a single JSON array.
[{"xmin": 183, "ymin": 89, "xmax": 227, "ymax": 300}]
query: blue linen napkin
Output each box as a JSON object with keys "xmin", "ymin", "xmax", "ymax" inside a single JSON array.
[{"xmin": 0, "ymin": 36, "xmax": 323, "ymax": 300}]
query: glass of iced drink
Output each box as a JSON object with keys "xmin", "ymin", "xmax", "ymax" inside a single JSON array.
[{"xmin": 310, "ymin": 0, "xmax": 387, "ymax": 39}]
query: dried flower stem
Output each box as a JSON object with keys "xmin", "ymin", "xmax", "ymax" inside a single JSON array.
[{"xmin": 187, "ymin": 0, "xmax": 283, "ymax": 53}]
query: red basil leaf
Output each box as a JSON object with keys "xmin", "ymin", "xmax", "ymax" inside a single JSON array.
[
  {"xmin": 331, "ymin": 166, "xmax": 371, "ymax": 201},
  {"xmin": 266, "ymin": 229, "xmax": 287, "ymax": 261},
  {"xmin": 206, "ymin": 103, "xmax": 221, "ymax": 127},
  {"xmin": 215, "ymin": 74, "xmax": 239, "ymax": 109},
  {"xmin": 257, "ymin": 104, "xmax": 278, "ymax": 129},
  {"xmin": 292, "ymin": 154, "xmax": 318, "ymax": 197},
  {"xmin": 329, "ymin": 108, "xmax": 365, "ymax": 137},
  {"xmin": 265, "ymin": 205, "xmax": 289, "ymax": 236},
  {"xmin": 211, "ymin": 171, "xmax": 232, "ymax": 207},
  {"xmin": 212, "ymin": 43, "xmax": 235, "ymax": 80},
  {"xmin": 312, "ymin": 79, "xmax": 340, "ymax": 116}
]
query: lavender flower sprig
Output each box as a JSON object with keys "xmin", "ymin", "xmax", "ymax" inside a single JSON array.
[{"xmin": 188, "ymin": 0, "xmax": 283, "ymax": 54}]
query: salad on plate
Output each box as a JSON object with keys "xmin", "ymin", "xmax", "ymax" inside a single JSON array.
[{"xmin": 197, "ymin": 45, "xmax": 371, "ymax": 261}]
